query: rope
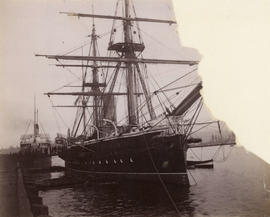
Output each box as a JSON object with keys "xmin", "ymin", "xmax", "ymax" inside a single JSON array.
[
  {"xmin": 187, "ymin": 169, "xmax": 197, "ymax": 185},
  {"xmin": 39, "ymin": 121, "xmax": 47, "ymax": 135},
  {"xmin": 23, "ymin": 120, "xmax": 32, "ymax": 136},
  {"xmin": 155, "ymin": 67, "xmax": 198, "ymax": 93},
  {"xmin": 117, "ymin": 88, "xmax": 178, "ymax": 126},
  {"xmin": 213, "ymin": 146, "xmax": 234, "ymax": 163},
  {"xmin": 137, "ymin": 26, "xmax": 183, "ymax": 57},
  {"xmin": 155, "ymin": 93, "xmax": 176, "ymax": 133},
  {"xmin": 150, "ymin": 72, "xmax": 174, "ymax": 108},
  {"xmin": 99, "ymin": 24, "xmax": 122, "ymax": 38},
  {"xmin": 156, "ymin": 83, "xmax": 200, "ymax": 93},
  {"xmin": 183, "ymin": 120, "xmax": 218, "ymax": 126},
  {"xmin": 58, "ymin": 24, "xmax": 121, "ymax": 57},
  {"xmin": 51, "ymin": 105, "xmax": 62, "ymax": 133},
  {"xmin": 189, "ymin": 148, "xmax": 201, "ymax": 161},
  {"xmin": 61, "ymin": 41, "xmax": 90, "ymax": 56},
  {"xmin": 50, "ymin": 78, "xmax": 81, "ymax": 93},
  {"xmin": 79, "ymin": 112, "xmax": 94, "ymax": 138},
  {"xmin": 141, "ymin": 131, "xmax": 182, "ymax": 217},
  {"xmin": 189, "ymin": 122, "xmax": 214, "ymax": 135},
  {"xmin": 48, "ymin": 97, "xmax": 69, "ymax": 129},
  {"xmin": 56, "ymin": 59, "xmax": 81, "ymax": 80},
  {"xmin": 184, "ymin": 99, "xmax": 203, "ymax": 138},
  {"xmin": 75, "ymin": 143, "xmax": 95, "ymax": 153},
  {"xmin": 116, "ymin": 63, "xmax": 197, "ymax": 125}
]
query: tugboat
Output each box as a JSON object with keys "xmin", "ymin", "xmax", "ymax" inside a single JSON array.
[{"xmin": 36, "ymin": 0, "xmax": 234, "ymax": 185}]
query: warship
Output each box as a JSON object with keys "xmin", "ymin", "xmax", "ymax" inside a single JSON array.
[{"xmin": 36, "ymin": 0, "xmax": 217, "ymax": 185}]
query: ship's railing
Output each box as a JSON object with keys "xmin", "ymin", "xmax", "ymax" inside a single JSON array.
[
  {"xmin": 103, "ymin": 119, "xmax": 118, "ymax": 135},
  {"xmin": 20, "ymin": 138, "xmax": 51, "ymax": 144},
  {"xmin": 20, "ymin": 134, "xmax": 50, "ymax": 140}
]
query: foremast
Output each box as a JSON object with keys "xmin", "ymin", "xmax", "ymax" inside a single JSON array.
[
  {"xmin": 89, "ymin": 23, "xmax": 102, "ymax": 128},
  {"xmin": 77, "ymin": 22, "xmax": 104, "ymax": 137}
]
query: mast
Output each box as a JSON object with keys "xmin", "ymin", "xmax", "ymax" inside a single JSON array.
[
  {"xmin": 91, "ymin": 23, "xmax": 101, "ymax": 127},
  {"xmin": 72, "ymin": 21, "xmax": 102, "ymax": 137},
  {"xmin": 34, "ymin": 95, "xmax": 36, "ymax": 136},
  {"xmin": 33, "ymin": 96, "xmax": 39, "ymax": 141},
  {"xmin": 82, "ymin": 61, "xmax": 86, "ymax": 137},
  {"xmin": 74, "ymin": 21, "xmax": 103, "ymax": 137},
  {"xmin": 124, "ymin": 0, "xmax": 137, "ymax": 125}
]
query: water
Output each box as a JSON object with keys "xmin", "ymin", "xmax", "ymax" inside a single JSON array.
[{"xmin": 40, "ymin": 147, "xmax": 270, "ymax": 217}]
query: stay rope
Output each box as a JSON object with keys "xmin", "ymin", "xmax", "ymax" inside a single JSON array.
[
  {"xmin": 141, "ymin": 130, "xmax": 182, "ymax": 217},
  {"xmin": 48, "ymin": 97, "xmax": 69, "ymax": 130},
  {"xmin": 23, "ymin": 120, "xmax": 32, "ymax": 136}
]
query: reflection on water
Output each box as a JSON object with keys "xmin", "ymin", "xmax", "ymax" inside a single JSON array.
[
  {"xmin": 51, "ymin": 155, "xmax": 65, "ymax": 167},
  {"xmin": 50, "ymin": 171, "xmax": 65, "ymax": 179},
  {"xmin": 40, "ymin": 147, "xmax": 270, "ymax": 217},
  {"xmin": 41, "ymin": 183, "xmax": 193, "ymax": 217}
]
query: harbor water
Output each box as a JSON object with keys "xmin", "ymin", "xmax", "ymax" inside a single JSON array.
[{"xmin": 40, "ymin": 146, "xmax": 270, "ymax": 217}]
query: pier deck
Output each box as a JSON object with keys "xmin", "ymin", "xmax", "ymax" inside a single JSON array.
[{"xmin": 0, "ymin": 155, "xmax": 33, "ymax": 217}]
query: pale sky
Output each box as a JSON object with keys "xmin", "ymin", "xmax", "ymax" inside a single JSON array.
[
  {"xmin": 0, "ymin": 0, "xmax": 269, "ymax": 164},
  {"xmin": 172, "ymin": 0, "xmax": 270, "ymax": 163},
  {"xmin": 0, "ymin": 0, "xmax": 203, "ymax": 146}
]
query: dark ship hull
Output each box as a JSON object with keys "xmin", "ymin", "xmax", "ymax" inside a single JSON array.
[{"xmin": 59, "ymin": 131, "xmax": 190, "ymax": 185}]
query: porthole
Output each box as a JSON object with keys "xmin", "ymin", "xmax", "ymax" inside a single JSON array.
[
  {"xmin": 162, "ymin": 161, "xmax": 169, "ymax": 168},
  {"xmin": 113, "ymin": 160, "xmax": 117, "ymax": 164},
  {"xmin": 99, "ymin": 161, "xmax": 101, "ymax": 164},
  {"xmin": 105, "ymin": 160, "xmax": 108, "ymax": 164},
  {"xmin": 169, "ymin": 143, "xmax": 175, "ymax": 149},
  {"xmin": 120, "ymin": 159, "xmax": 123, "ymax": 163},
  {"xmin": 129, "ymin": 157, "xmax": 134, "ymax": 163},
  {"xmin": 93, "ymin": 161, "xmax": 95, "ymax": 165}
]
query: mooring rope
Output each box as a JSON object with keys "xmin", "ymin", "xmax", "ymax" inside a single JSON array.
[{"xmin": 187, "ymin": 168, "xmax": 197, "ymax": 185}]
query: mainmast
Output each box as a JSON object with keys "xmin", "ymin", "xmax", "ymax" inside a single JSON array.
[{"xmin": 124, "ymin": 0, "xmax": 137, "ymax": 125}]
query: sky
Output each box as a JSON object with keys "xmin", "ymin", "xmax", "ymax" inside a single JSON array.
[
  {"xmin": 0, "ymin": 0, "xmax": 269, "ymax": 164},
  {"xmin": 172, "ymin": 0, "xmax": 270, "ymax": 163}
]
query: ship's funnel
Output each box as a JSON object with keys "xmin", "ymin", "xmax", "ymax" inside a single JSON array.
[
  {"xmin": 34, "ymin": 123, "xmax": 39, "ymax": 136},
  {"xmin": 103, "ymin": 96, "xmax": 117, "ymax": 123}
]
